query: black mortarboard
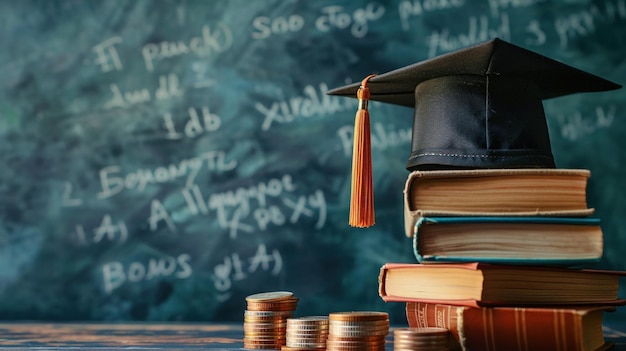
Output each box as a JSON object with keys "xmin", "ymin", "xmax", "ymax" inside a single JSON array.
[
  {"xmin": 328, "ymin": 38, "xmax": 621, "ymax": 171},
  {"xmin": 328, "ymin": 38, "xmax": 620, "ymax": 228}
]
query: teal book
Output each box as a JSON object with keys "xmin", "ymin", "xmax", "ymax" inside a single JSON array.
[{"xmin": 413, "ymin": 216, "xmax": 603, "ymax": 265}]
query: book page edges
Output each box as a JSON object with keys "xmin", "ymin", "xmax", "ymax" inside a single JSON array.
[
  {"xmin": 378, "ymin": 263, "xmax": 626, "ymax": 307},
  {"xmin": 404, "ymin": 208, "xmax": 596, "ymax": 238},
  {"xmin": 415, "ymin": 255, "xmax": 602, "ymax": 265},
  {"xmin": 406, "ymin": 168, "xmax": 591, "ymax": 180},
  {"xmin": 380, "ymin": 262, "xmax": 626, "ymax": 275},
  {"xmin": 403, "ymin": 168, "xmax": 593, "ymax": 238},
  {"xmin": 378, "ymin": 263, "xmax": 484, "ymax": 307}
]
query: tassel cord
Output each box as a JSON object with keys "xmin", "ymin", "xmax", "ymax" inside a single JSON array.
[{"xmin": 349, "ymin": 74, "xmax": 376, "ymax": 228}]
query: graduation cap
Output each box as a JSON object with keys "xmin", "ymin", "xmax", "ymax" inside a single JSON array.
[{"xmin": 327, "ymin": 38, "xmax": 620, "ymax": 227}]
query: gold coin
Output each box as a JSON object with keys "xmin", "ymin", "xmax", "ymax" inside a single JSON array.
[
  {"xmin": 281, "ymin": 346, "xmax": 325, "ymax": 351},
  {"xmin": 287, "ymin": 315, "xmax": 329, "ymax": 324},
  {"xmin": 244, "ymin": 325, "xmax": 288, "ymax": 332},
  {"xmin": 329, "ymin": 323, "xmax": 389, "ymax": 332},
  {"xmin": 286, "ymin": 340, "xmax": 327, "ymax": 348},
  {"xmin": 286, "ymin": 328, "xmax": 328, "ymax": 334},
  {"xmin": 394, "ymin": 333, "xmax": 449, "ymax": 340},
  {"xmin": 248, "ymin": 298, "xmax": 299, "ymax": 312},
  {"xmin": 243, "ymin": 324, "xmax": 287, "ymax": 333},
  {"xmin": 246, "ymin": 291, "xmax": 294, "ymax": 302},
  {"xmin": 286, "ymin": 332, "xmax": 329, "ymax": 338},
  {"xmin": 329, "ymin": 311, "xmax": 388, "ymax": 322},
  {"xmin": 245, "ymin": 317, "xmax": 292, "ymax": 325},
  {"xmin": 244, "ymin": 342, "xmax": 285, "ymax": 350},
  {"xmin": 327, "ymin": 334, "xmax": 386, "ymax": 342},
  {"xmin": 329, "ymin": 319, "xmax": 390, "ymax": 328},
  {"xmin": 326, "ymin": 339, "xmax": 386, "ymax": 351},
  {"xmin": 245, "ymin": 309, "xmax": 295, "ymax": 317},
  {"xmin": 394, "ymin": 327, "xmax": 449, "ymax": 336}
]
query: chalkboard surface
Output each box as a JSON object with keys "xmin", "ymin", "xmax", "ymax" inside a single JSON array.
[{"xmin": 0, "ymin": 0, "xmax": 625, "ymax": 323}]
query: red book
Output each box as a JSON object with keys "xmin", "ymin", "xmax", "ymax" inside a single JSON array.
[
  {"xmin": 405, "ymin": 301, "xmax": 615, "ymax": 351},
  {"xmin": 378, "ymin": 262, "xmax": 626, "ymax": 307}
]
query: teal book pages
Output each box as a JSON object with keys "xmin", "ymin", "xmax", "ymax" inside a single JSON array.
[{"xmin": 412, "ymin": 216, "xmax": 603, "ymax": 265}]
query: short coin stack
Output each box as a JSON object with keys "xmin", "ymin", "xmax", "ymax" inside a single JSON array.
[
  {"xmin": 327, "ymin": 311, "xmax": 389, "ymax": 351},
  {"xmin": 282, "ymin": 316, "xmax": 329, "ymax": 351},
  {"xmin": 244, "ymin": 291, "xmax": 299, "ymax": 350},
  {"xmin": 393, "ymin": 327, "xmax": 450, "ymax": 351}
]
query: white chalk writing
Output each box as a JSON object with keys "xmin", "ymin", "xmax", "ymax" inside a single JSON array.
[
  {"xmin": 524, "ymin": 19, "xmax": 547, "ymax": 46},
  {"xmin": 256, "ymin": 83, "xmax": 353, "ymax": 131},
  {"xmin": 102, "ymin": 253, "xmax": 192, "ymax": 294},
  {"xmin": 62, "ymin": 182, "xmax": 83, "ymax": 207},
  {"xmin": 93, "ymin": 36, "xmax": 124, "ymax": 72},
  {"xmin": 338, "ymin": 122, "xmax": 412, "ymax": 157},
  {"xmin": 398, "ymin": 0, "xmax": 465, "ymax": 31},
  {"xmin": 554, "ymin": 1, "xmax": 626, "ymax": 49},
  {"xmin": 213, "ymin": 243, "xmax": 282, "ymax": 302},
  {"xmin": 487, "ymin": 0, "xmax": 546, "ymax": 17},
  {"xmin": 426, "ymin": 13, "xmax": 511, "ymax": 57},
  {"xmin": 142, "ymin": 24, "xmax": 233, "ymax": 72},
  {"xmin": 97, "ymin": 151, "xmax": 237, "ymax": 199},
  {"xmin": 557, "ymin": 105, "xmax": 616, "ymax": 142},
  {"xmin": 252, "ymin": 3, "xmax": 384, "ymax": 40},
  {"xmin": 179, "ymin": 175, "xmax": 327, "ymax": 239},
  {"xmin": 252, "ymin": 14, "xmax": 305, "ymax": 40},
  {"xmin": 315, "ymin": 4, "xmax": 385, "ymax": 38},
  {"xmin": 72, "ymin": 215, "xmax": 128, "ymax": 246},
  {"xmin": 105, "ymin": 73, "xmax": 183, "ymax": 109},
  {"xmin": 149, "ymin": 198, "xmax": 177, "ymax": 232},
  {"xmin": 163, "ymin": 106, "xmax": 221, "ymax": 140}
]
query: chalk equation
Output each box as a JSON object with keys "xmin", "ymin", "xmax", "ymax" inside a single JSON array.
[
  {"xmin": 252, "ymin": 3, "xmax": 385, "ymax": 40},
  {"xmin": 213, "ymin": 243, "xmax": 282, "ymax": 302},
  {"xmin": 180, "ymin": 174, "xmax": 327, "ymax": 239},
  {"xmin": 100, "ymin": 243, "xmax": 283, "ymax": 296},
  {"xmin": 67, "ymin": 172, "xmax": 325, "ymax": 295},
  {"xmin": 256, "ymin": 83, "xmax": 353, "ymax": 131},
  {"xmin": 399, "ymin": 0, "xmax": 626, "ymax": 56},
  {"xmin": 92, "ymin": 23, "xmax": 233, "ymax": 74},
  {"xmin": 337, "ymin": 122, "xmax": 412, "ymax": 157},
  {"xmin": 557, "ymin": 105, "xmax": 616, "ymax": 142},
  {"xmin": 102, "ymin": 253, "xmax": 193, "ymax": 294}
]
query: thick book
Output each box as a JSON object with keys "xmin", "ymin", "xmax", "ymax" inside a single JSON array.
[
  {"xmin": 378, "ymin": 262, "xmax": 626, "ymax": 307},
  {"xmin": 412, "ymin": 216, "xmax": 603, "ymax": 265},
  {"xmin": 405, "ymin": 301, "xmax": 615, "ymax": 351},
  {"xmin": 403, "ymin": 168, "xmax": 594, "ymax": 237}
]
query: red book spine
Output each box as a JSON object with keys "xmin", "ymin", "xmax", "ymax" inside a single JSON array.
[{"xmin": 406, "ymin": 301, "xmax": 606, "ymax": 351}]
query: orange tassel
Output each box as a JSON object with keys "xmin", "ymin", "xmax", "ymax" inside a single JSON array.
[{"xmin": 349, "ymin": 74, "xmax": 376, "ymax": 228}]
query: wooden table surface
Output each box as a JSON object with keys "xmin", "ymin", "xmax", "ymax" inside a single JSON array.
[
  {"xmin": 0, "ymin": 323, "xmax": 244, "ymax": 350},
  {"xmin": 0, "ymin": 322, "xmax": 624, "ymax": 350}
]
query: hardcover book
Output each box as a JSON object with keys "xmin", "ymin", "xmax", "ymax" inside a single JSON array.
[
  {"xmin": 378, "ymin": 262, "xmax": 626, "ymax": 307},
  {"xmin": 412, "ymin": 216, "xmax": 603, "ymax": 265},
  {"xmin": 405, "ymin": 301, "xmax": 615, "ymax": 351},
  {"xmin": 403, "ymin": 168, "xmax": 594, "ymax": 237}
]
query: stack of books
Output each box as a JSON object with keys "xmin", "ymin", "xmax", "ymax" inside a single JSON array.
[{"xmin": 378, "ymin": 168, "xmax": 626, "ymax": 351}]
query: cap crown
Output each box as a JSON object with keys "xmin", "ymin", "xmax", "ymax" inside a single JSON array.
[{"xmin": 328, "ymin": 38, "xmax": 620, "ymax": 170}]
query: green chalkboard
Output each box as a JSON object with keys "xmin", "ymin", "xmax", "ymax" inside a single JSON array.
[{"xmin": 0, "ymin": 0, "xmax": 625, "ymax": 323}]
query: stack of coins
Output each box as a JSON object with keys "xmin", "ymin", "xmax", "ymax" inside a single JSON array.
[
  {"xmin": 244, "ymin": 291, "xmax": 299, "ymax": 350},
  {"xmin": 327, "ymin": 311, "xmax": 389, "ymax": 351},
  {"xmin": 282, "ymin": 316, "xmax": 329, "ymax": 351},
  {"xmin": 393, "ymin": 327, "xmax": 450, "ymax": 351}
]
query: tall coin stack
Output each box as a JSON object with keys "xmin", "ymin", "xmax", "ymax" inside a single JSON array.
[
  {"xmin": 282, "ymin": 316, "xmax": 329, "ymax": 351},
  {"xmin": 244, "ymin": 291, "xmax": 299, "ymax": 350},
  {"xmin": 327, "ymin": 311, "xmax": 389, "ymax": 351},
  {"xmin": 393, "ymin": 327, "xmax": 450, "ymax": 351}
]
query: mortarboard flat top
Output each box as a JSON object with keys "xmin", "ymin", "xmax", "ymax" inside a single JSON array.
[{"xmin": 328, "ymin": 38, "xmax": 621, "ymax": 171}]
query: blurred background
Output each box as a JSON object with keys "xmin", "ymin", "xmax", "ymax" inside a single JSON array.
[{"xmin": 0, "ymin": 0, "xmax": 624, "ymax": 324}]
